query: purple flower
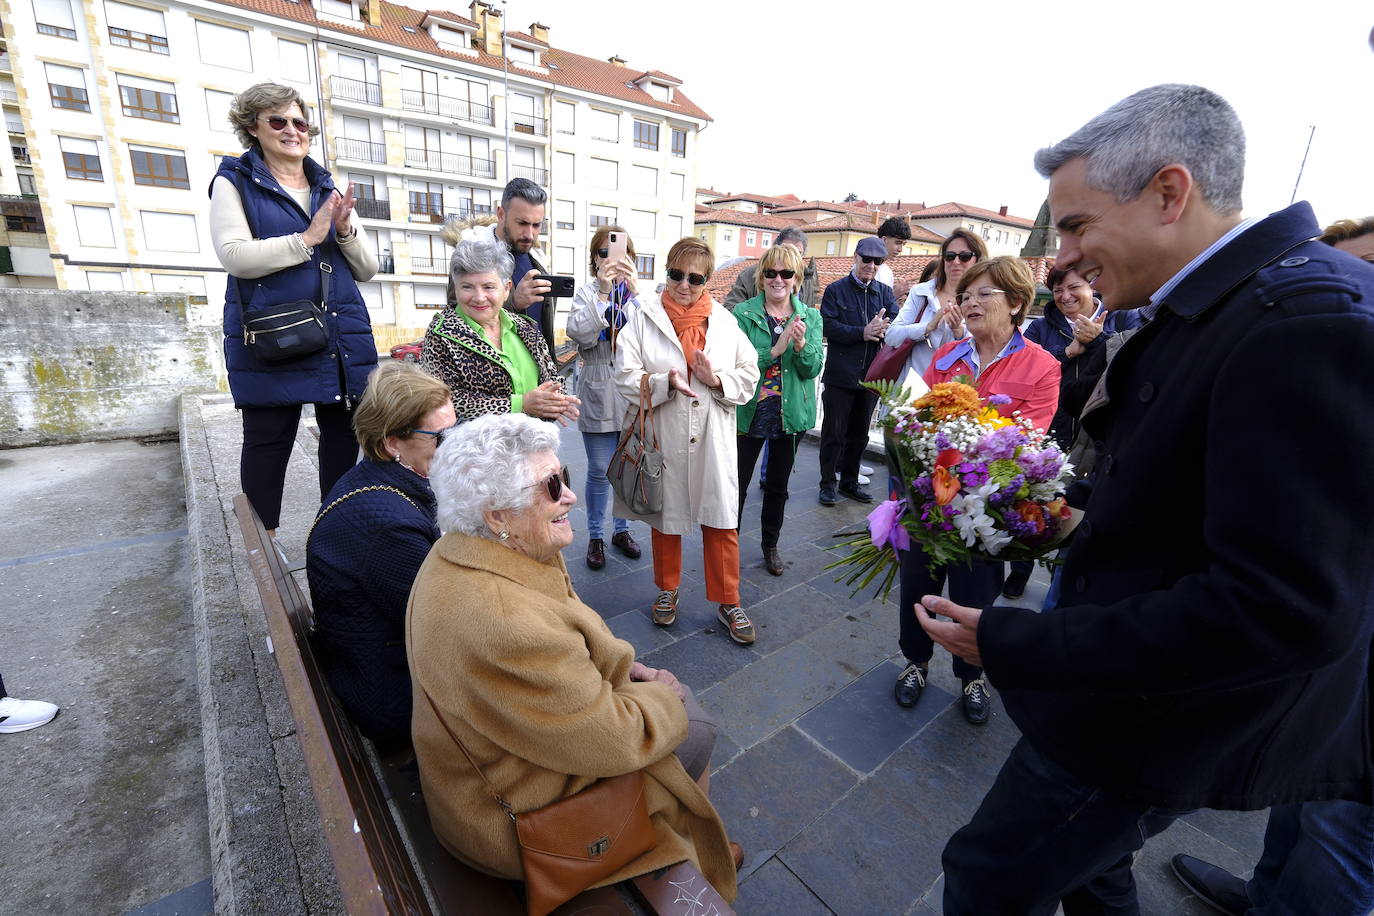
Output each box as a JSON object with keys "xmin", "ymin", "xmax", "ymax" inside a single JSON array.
[
  {"xmin": 867, "ymin": 499, "xmax": 911, "ymax": 552},
  {"xmin": 935, "ymin": 429, "xmax": 953, "ymax": 451},
  {"xmin": 975, "ymin": 425, "xmax": 1026, "ymax": 461},
  {"xmin": 986, "ymin": 394, "xmax": 1012, "ymax": 406},
  {"xmin": 1018, "ymin": 447, "xmax": 1065, "ymax": 482},
  {"xmin": 912, "ymin": 477, "xmax": 934, "ymax": 497}
]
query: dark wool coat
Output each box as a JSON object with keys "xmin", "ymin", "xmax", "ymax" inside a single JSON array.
[
  {"xmin": 213, "ymin": 147, "xmax": 377, "ymax": 409},
  {"xmin": 820, "ymin": 272, "xmax": 896, "ymax": 389},
  {"xmin": 981, "ymin": 202, "xmax": 1374, "ymax": 810},
  {"xmin": 306, "ymin": 457, "xmax": 438, "ymax": 746}
]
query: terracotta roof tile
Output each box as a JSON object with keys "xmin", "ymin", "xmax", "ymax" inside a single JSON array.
[
  {"xmin": 693, "ymin": 209, "xmax": 804, "ymax": 231},
  {"xmin": 422, "ymin": 8, "xmax": 478, "ymax": 27},
  {"xmin": 506, "ymin": 30, "xmax": 548, "ymax": 47},
  {"xmin": 906, "ymin": 201, "xmax": 1036, "ymax": 228},
  {"xmin": 702, "ymin": 191, "xmax": 800, "ymax": 208},
  {"xmin": 214, "ymin": 0, "xmax": 711, "ymax": 122}
]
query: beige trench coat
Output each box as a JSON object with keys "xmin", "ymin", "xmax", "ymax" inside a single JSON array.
[{"xmin": 613, "ymin": 297, "xmax": 759, "ymax": 534}]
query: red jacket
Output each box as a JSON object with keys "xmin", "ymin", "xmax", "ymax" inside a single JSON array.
[{"xmin": 923, "ymin": 331, "xmax": 1061, "ymax": 432}]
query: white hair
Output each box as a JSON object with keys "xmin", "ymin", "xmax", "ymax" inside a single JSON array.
[
  {"xmin": 430, "ymin": 413, "xmax": 560, "ymax": 537},
  {"xmin": 1034, "ymin": 84, "xmax": 1245, "ymax": 215}
]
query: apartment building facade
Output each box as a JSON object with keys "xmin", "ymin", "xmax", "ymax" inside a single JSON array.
[{"xmin": 0, "ymin": 0, "xmax": 709, "ymax": 334}]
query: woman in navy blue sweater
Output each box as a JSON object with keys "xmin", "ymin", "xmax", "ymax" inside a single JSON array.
[{"xmin": 306, "ymin": 363, "xmax": 452, "ymax": 747}]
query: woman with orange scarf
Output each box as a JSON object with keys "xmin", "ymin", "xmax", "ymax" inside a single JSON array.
[{"xmin": 614, "ymin": 238, "xmax": 760, "ymax": 645}]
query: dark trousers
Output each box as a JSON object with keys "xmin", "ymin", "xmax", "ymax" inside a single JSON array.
[
  {"xmin": 819, "ymin": 385, "xmax": 878, "ymax": 487},
  {"xmin": 240, "ymin": 403, "xmax": 357, "ymax": 530},
  {"xmin": 737, "ymin": 433, "xmax": 802, "ymax": 549},
  {"xmin": 898, "ymin": 549, "xmax": 1004, "ymax": 681},
  {"xmin": 943, "ymin": 737, "xmax": 1186, "ymax": 915},
  {"xmin": 0, "ymin": 671, "xmax": 6, "ymax": 697}
]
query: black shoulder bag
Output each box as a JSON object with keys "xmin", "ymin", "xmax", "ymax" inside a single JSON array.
[{"xmin": 241, "ymin": 258, "xmax": 331, "ymax": 362}]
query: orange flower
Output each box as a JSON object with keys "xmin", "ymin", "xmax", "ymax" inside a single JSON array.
[
  {"xmin": 1016, "ymin": 500, "xmax": 1047, "ymax": 534},
  {"xmin": 1045, "ymin": 497, "xmax": 1071, "ymax": 519},
  {"xmin": 913, "ymin": 382, "xmax": 982, "ymax": 420},
  {"xmin": 932, "ymin": 465, "xmax": 960, "ymax": 506}
]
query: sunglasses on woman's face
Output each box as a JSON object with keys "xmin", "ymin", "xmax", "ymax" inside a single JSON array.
[
  {"xmin": 596, "ymin": 248, "xmax": 609, "ymax": 259},
  {"xmin": 260, "ymin": 115, "xmax": 310, "ymax": 133},
  {"xmin": 666, "ymin": 268, "xmax": 707, "ymax": 286},
  {"xmin": 763, "ymin": 268, "xmax": 796, "ymax": 280},
  {"xmin": 526, "ymin": 466, "xmax": 572, "ymax": 501},
  {"xmin": 943, "ymin": 250, "xmax": 976, "ymax": 263},
  {"xmin": 410, "ymin": 424, "xmax": 457, "ymax": 447}
]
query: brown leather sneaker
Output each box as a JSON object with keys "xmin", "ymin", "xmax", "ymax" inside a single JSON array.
[
  {"xmin": 717, "ymin": 604, "xmax": 755, "ymax": 645},
  {"xmin": 651, "ymin": 589, "xmax": 678, "ymax": 627}
]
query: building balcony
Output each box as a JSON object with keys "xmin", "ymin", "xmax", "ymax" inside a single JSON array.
[
  {"xmin": 1, "ymin": 194, "xmax": 43, "ymax": 232},
  {"xmin": 334, "ymin": 137, "xmax": 386, "ymax": 164},
  {"xmin": 446, "ymin": 204, "xmax": 492, "ymax": 223},
  {"xmin": 408, "ymin": 205, "xmax": 445, "ymax": 225},
  {"xmin": 403, "ymin": 146, "xmax": 496, "ymax": 179},
  {"xmin": 0, "ymin": 54, "xmax": 11, "ymax": 72},
  {"xmin": 0, "ymin": 88, "xmax": 17, "ymax": 107},
  {"xmin": 399, "ymin": 89, "xmax": 493, "ymax": 127},
  {"xmin": 328, "ymin": 75, "xmax": 381, "ymax": 106},
  {"xmin": 510, "ymin": 114, "xmax": 547, "ymax": 137},
  {"xmin": 410, "ymin": 256, "xmax": 446, "ymax": 275},
  {"xmin": 354, "ymin": 197, "xmax": 391, "ymax": 220},
  {"xmin": 510, "ymin": 164, "xmax": 548, "ymax": 186},
  {"xmin": 12, "ymin": 144, "xmax": 28, "ymax": 164}
]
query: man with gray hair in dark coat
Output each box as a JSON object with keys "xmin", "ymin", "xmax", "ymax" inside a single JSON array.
[{"xmin": 916, "ymin": 83, "xmax": 1374, "ymax": 914}]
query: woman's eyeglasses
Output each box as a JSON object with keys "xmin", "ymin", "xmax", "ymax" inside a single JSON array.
[
  {"xmin": 955, "ymin": 287, "xmax": 1006, "ymax": 306},
  {"xmin": 943, "ymin": 251, "xmax": 976, "ymax": 263},
  {"xmin": 666, "ymin": 268, "xmax": 707, "ymax": 286},
  {"xmin": 762, "ymin": 268, "xmax": 796, "ymax": 280},
  {"xmin": 260, "ymin": 115, "xmax": 310, "ymax": 133},
  {"xmin": 525, "ymin": 466, "xmax": 572, "ymax": 501},
  {"xmin": 410, "ymin": 425, "xmax": 457, "ymax": 447}
]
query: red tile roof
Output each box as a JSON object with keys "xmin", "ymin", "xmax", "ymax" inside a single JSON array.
[
  {"xmin": 701, "ymin": 191, "xmax": 802, "ymax": 208},
  {"xmin": 693, "ymin": 209, "xmax": 804, "ymax": 231},
  {"xmin": 213, "ymin": 0, "xmax": 711, "ymax": 122},
  {"xmin": 421, "ymin": 8, "xmax": 478, "ymax": 27},
  {"xmin": 906, "ymin": 201, "xmax": 1036, "ymax": 229},
  {"xmin": 506, "ymin": 30, "xmax": 548, "ymax": 47}
]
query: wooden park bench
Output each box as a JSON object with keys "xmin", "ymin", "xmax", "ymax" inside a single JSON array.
[{"xmin": 233, "ymin": 494, "xmax": 735, "ymax": 916}]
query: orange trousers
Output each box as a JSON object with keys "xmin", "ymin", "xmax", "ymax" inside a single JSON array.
[{"xmin": 651, "ymin": 526, "xmax": 740, "ymax": 605}]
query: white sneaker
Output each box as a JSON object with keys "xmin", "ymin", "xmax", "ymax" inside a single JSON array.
[
  {"xmin": 859, "ymin": 464, "xmax": 874, "ymax": 476},
  {"xmin": 857, "ymin": 473, "xmax": 871, "ymax": 485},
  {"xmin": 0, "ymin": 696, "xmax": 60, "ymax": 733}
]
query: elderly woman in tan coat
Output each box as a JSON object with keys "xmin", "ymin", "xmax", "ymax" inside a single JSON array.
[
  {"xmin": 614, "ymin": 237, "xmax": 760, "ymax": 645},
  {"xmin": 406, "ymin": 413, "xmax": 739, "ymax": 904}
]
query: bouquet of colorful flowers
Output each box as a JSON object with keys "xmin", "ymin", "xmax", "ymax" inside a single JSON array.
[{"xmin": 828, "ymin": 378, "xmax": 1075, "ymax": 600}]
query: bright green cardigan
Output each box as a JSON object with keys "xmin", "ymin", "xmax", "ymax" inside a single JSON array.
[{"xmin": 732, "ymin": 293, "xmax": 824, "ymax": 435}]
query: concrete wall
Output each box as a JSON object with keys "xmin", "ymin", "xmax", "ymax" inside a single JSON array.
[{"xmin": 0, "ymin": 289, "xmax": 226, "ymax": 447}]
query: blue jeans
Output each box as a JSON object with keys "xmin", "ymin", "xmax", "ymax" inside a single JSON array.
[
  {"xmin": 581, "ymin": 431, "xmax": 630, "ymax": 540},
  {"xmin": 944, "ymin": 737, "xmax": 1187, "ymax": 915},
  {"xmin": 1248, "ymin": 800, "xmax": 1374, "ymax": 916}
]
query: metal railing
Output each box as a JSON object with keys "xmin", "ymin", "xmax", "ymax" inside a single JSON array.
[
  {"xmin": 377, "ymin": 254, "xmax": 395, "ymax": 274},
  {"xmin": 354, "ymin": 197, "xmax": 390, "ymax": 220},
  {"xmin": 0, "ymin": 54, "xmax": 11, "ymax": 71},
  {"xmin": 329, "ymin": 75, "xmax": 381, "ymax": 106},
  {"xmin": 410, "ymin": 257, "xmax": 446, "ymax": 275},
  {"xmin": 399, "ymin": 89, "xmax": 494, "ymax": 126},
  {"xmin": 445, "ymin": 204, "xmax": 492, "ymax": 222},
  {"xmin": 12, "ymin": 146, "xmax": 29, "ymax": 164},
  {"xmin": 509, "ymin": 164, "xmax": 548, "ymax": 185},
  {"xmin": 510, "ymin": 114, "xmax": 547, "ymax": 137},
  {"xmin": 334, "ymin": 137, "xmax": 386, "ymax": 164},
  {"xmin": 403, "ymin": 146, "xmax": 495, "ymax": 179},
  {"xmin": 408, "ymin": 204, "xmax": 445, "ymax": 224},
  {"xmin": 0, "ymin": 88, "xmax": 17, "ymax": 105}
]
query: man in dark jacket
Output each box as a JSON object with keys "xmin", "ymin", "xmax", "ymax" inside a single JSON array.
[
  {"xmin": 490, "ymin": 178, "xmax": 559, "ymax": 355},
  {"xmin": 818, "ymin": 236, "xmax": 894, "ymax": 505},
  {"xmin": 917, "ymin": 84, "xmax": 1374, "ymax": 914}
]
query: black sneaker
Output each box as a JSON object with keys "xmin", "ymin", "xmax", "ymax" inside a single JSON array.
[
  {"xmin": 893, "ymin": 663, "xmax": 927, "ymax": 708},
  {"xmin": 1002, "ymin": 565, "xmax": 1031, "ymax": 598},
  {"xmin": 838, "ymin": 481, "xmax": 873, "ymax": 503},
  {"xmin": 1169, "ymin": 854, "xmax": 1250, "ymax": 916},
  {"xmin": 819, "ymin": 483, "xmax": 838, "ymax": 506},
  {"xmin": 962, "ymin": 676, "xmax": 991, "ymax": 724}
]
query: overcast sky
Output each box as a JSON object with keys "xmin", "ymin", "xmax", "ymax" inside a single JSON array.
[{"xmin": 514, "ymin": 0, "xmax": 1372, "ymax": 227}]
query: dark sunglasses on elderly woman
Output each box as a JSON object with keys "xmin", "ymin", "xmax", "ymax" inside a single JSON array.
[
  {"xmin": 525, "ymin": 466, "xmax": 572, "ymax": 501},
  {"xmin": 762, "ymin": 269, "xmax": 796, "ymax": 280},
  {"xmin": 943, "ymin": 251, "xmax": 976, "ymax": 263},
  {"xmin": 260, "ymin": 114, "xmax": 310, "ymax": 132},
  {"xmin": 666, "ymin": 268, "xmax": 707, "ymax": 286}
]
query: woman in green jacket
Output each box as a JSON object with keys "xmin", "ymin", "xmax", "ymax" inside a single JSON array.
[{"xmin": 734, "ymin": 243, "xmax": 824, "ymax": 575}]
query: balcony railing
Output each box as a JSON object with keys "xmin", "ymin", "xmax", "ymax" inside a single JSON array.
[
  {"xmin": 377, "ymin": 253, "xmax": 395, "ymax": 274},
  {"xmin": 510, "ymin": 114, "xmax": 547, "ymax": 137},
  {"xmin": 410, "ymin": 257, "xmax": 446, "ymax": 275},
  {"xmin": 403, "ymin": 146, "xmax": 495, "ymax": 179},
  {"xmin": 335, "ymin": 137, "xmax": 386, "ymax": 164},
  {"xmin": 329, "ymin": 75, "xmax": 381, "ymax": 106},
  {"xmin": 12, "ymin": 146, "xmax": 28, "ymax": 163},
  {"xmin": 354, "ymin": 197, "xmax": 391, "ymax": 220},
  {"xmin": 445, "ymin": 204, "xmax": 492, "ymax": 223},
  {"xmin": 408, "ymin": 205, "xmax": 445, "ymax": 224},
  {"xmin": 0, "ymin": 88, "xmax": 17, "ymax": 105},
  {"xmin": 0, "ymin": 54, "xmax": 11, "ymax": 72},
  {"xmin": 509, "ymin": 164, "xmax": 548, "ymax": 186},
  {"xmin": 399, "ymin": 89, "xmax": 494, "ymax": 127}
]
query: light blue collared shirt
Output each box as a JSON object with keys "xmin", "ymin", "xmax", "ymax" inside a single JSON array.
[
  {"xmin": 1147, "ymin": 217, "xmax": 1262, "ymax": 317},
  {"xmin": 934, "ymin": 328, "xmax": 1027, "ymax": 381}
]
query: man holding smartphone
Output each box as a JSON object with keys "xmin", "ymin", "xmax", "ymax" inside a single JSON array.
[
  {"xmin": 818, "ymin": 236, "xmax": 894, "ymax": 505},
  {"xmin": 481, "ymin": 178, "xmax": 558, "ymax": 355}
]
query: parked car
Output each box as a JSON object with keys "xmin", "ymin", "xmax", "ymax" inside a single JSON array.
[{"xmin": 390, "ymin": 340, "xmax": 422, "ymax": 362}]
